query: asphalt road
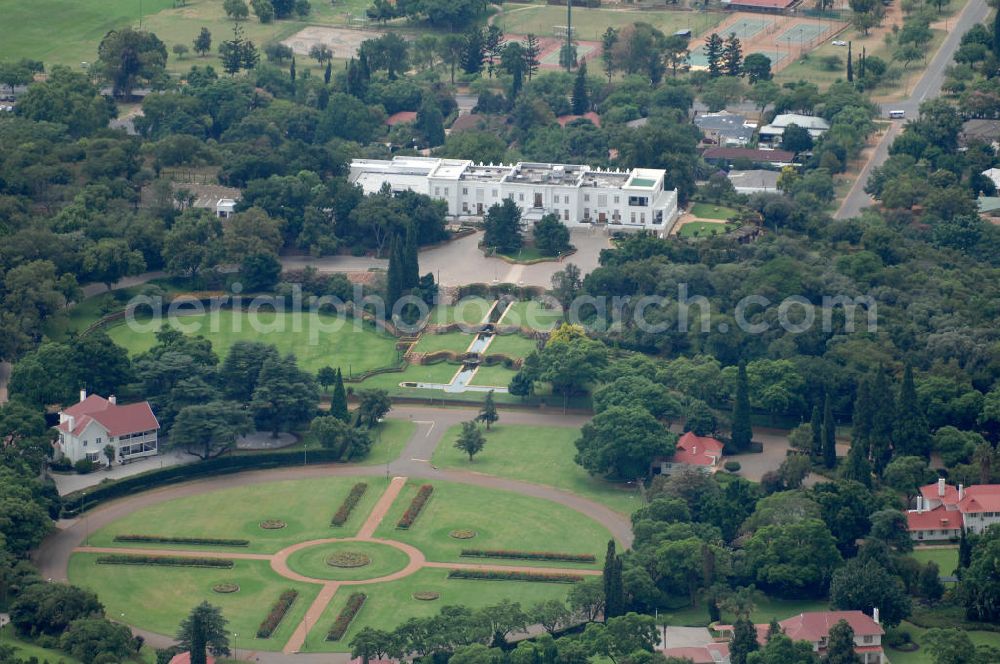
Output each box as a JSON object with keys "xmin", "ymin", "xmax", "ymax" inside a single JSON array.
[{"xmin": 836, "ymin": 0, "xmax": 990, "ymax": 220}]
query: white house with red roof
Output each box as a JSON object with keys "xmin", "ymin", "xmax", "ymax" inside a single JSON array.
[
  {"xmin": 655, "ymin": 431, "xmax": 725, "ymax": 475},
  {"xmin": 717, "ymin": 610, "xmax": 885, "ymax": 664},
  {"xmin": 907, "ymin": 478, "xmax": 1000, "ymax": 540},
  {"xmin": 53, "ymin": 390, "xmax": 160, "ymax": 465}
]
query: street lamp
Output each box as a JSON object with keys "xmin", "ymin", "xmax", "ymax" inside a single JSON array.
[
  {"xmin": 233, "ymin": 632, "xmax": 238, "ymax": 660},
  {"xmin": 303, "ymin": 441, "xmax": 308, "ymax": 466}
]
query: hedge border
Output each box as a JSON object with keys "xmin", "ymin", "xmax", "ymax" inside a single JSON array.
[
  {"xmin": 95, "ymin": 554, "xmax": 234, "ymax": 569},
  {"xmin": 326, "ymin": 593, "xmax": 366, "ymax": 641},
  {"xmin": 114, "ymin": 535, "xmax": 250, "ymax": 547},
  {"xmin": 447, "ymin": 569, "xmax": 584, "ymax": 583},
  {"xmin": 459, "ymin": 549, "xmax": 596, "ymax": 563},
  {"xmin": 396, "ymin": 485, "xmax": 433, "ymax": 529},
  {"xmin": 256, "ymin": 589, "xmax": 299, "ymax": 639},
  {"xmin": 331, "ymin": 483, "xmax": 368, "ymax": 527}
]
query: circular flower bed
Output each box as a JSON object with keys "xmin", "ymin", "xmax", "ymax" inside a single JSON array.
[
  {"xmin": 413, "ymin": 591, "xmax": 440, "ymax": 601},
  {"xmin": 326, "ymin": 551, "xmax": 371, "ymax": 568},
  {"xmin": 450, "ymin": 529, "xmax": 477, "ymax": 539},
  {"xmin": 213, "ymin": 583, "xmax": 240, "ymax": 594},
  {"xmin": 259, "ymin": 520, "xmax": 286, "ymax": 530}
]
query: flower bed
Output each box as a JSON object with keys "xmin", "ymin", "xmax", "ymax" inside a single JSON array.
[
  {"xmin": 459, "ymin": 549, "xmax": 596, "ymax": 563},
  {"xmin": 96, "ymin": 554, "xmax": 234, "ymax": 569},
  {"xmin": 450, "ymin": 529, "xmax": 477, "ymax": 539},
  {"xmin": 326, "ymin": 593, "xmax": 367, "ymax": 641},
  {"xmin": 413, "ymin": 591, "xmax": 440, "ymax": 601},
  {"xmin": 326, "ymin": 552, "xmax": 371, "ymax": 568},
  {"xmin": 256, "ymin": 589, "xmax": 299, "ymax": 639},
  {"xmin": 259, "ymin": 520, "xmax": 287, "ymax": 530},
  {"xmin": 114, "ymin": 535, "xmax": 250, "ymax": 547},
  {"xmin": 396, "ymin": 484, "xmax": 433, "ymax": 529},
  {"xmin": 213, "ymin": 583, "xmax": 240, "ymax": 593},
  {"xmin": 447, "ymin": 569, "xmax": 584, "ymax": 583},
  {"xmin": 331, "ymin": 483, "xmax": 368, "ymax": 527}
]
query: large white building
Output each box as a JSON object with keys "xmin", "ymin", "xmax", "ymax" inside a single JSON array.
[
  {"xmin": 907, "ymin": 479, "xmax": 1000, "ymax": 541},
  {"xmin": 349, "ymin": 157, "xmax": 680, "ymax": 235},
  {"xmin": 54, "ymin": 391, "xmax": 160, "ymax": 465}
]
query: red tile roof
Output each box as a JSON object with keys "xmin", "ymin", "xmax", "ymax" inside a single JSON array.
[
  {"xmin": 920, "ymin": 482, "xmax": 960, "ymax": 505},
  {"xmin": 168, "ymin": 653, "xmax": 215, "ymax": 664},
  {"xmin": 779, "ymin": 611, "xmax": 883, "ymax": 643},
  {"xmin": 958, "ymin": 486, "xmax": 1000, "ymax": 513},
  {"xmin": 906, "ymin": 506, "xmax": 962, "ymax": 532},
  {"xmin": 386, "ymin": 111, "xmax": 418, "ymax": 126},
  {"xmin": 703, "ymin": 147, "xmax": 795, "ymax": 162},
  {"xmin": 672, "ymin": 431, "xmax": 725, "ymax": 466},
  {"xmin": 661, "ymin": 644, "xmax": 729, "ymax": 663},
  {"xmin": 57, "ymin": 395, "xmax": 159, "ymax": 437},
  {"xmin": 726, "ymin": 0, "xmax": 796, "ymax": 7},
  {"xmin": 557, "ymin": 111, "xmax": 601, "ymax": 128}
]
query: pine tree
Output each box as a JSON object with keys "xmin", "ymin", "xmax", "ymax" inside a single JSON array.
[
  {"xmin": 461, "ymin": 27, "xmax": 485, "ymax": 75},
  {"xmin": 402, "ymin": 223, "xmax": 419, "ymax": 290},
  {"xmin": 194, "ymin": 27, "xmax": 212, "ymax": 56},
  {"xmin": 478, "ymin": 390, "xmax": 499, "ymax": 431},
  {"xmin": 729, "ymin": 617, "xmax": 759, "ymax": 664},
  {"xmin": 842, "ymin": 439, "xmax": 873, "ymax": 487},
  {"xmin": 603, "ymin": 540, "xmax": 624, "ymax": 620},
  {"xmin": 823, "ymin": 393, "xmax": 837, "ymax": 469},
  {"xmin": 766, "ymin": 617, "xmax": 782, "ymax": 641},
  {"xmin": 869, "ymin": 369, "xmax": 896, "ymax": 474},
  {"xmin": 824, "ymin": 620, "xmax": 860, "ymax": 664},
  {"xmin": 860, "ymin": 46, "xmax": 866, "ymax": 79},
  {"xmin": 705, "ymin": 33, "xmax": 724, "ymax": 77},
  {"xmin": 417, "ymin": 96, "xmax": 445, "ymax": 148},
  {"xmin": 524, "ymin": 33, "xmax": 541, "ymax": 80},
  {"xmin": 289, "ymin": 56, "xmax": 296, "ymax": 91},
  {"xmin": 324, "ymin": 60, "xmax": 332, "ymax": 84},
  {"xmin": 331, "ymin": 369, "xmax": 349, "ymax": 422},
  {"xmin": 731, "ymin": 360, "xmax": 753, "ymax": 452},
  {"xmin": 846, "ymin": 41, "xmax": 853, "ymax": 82},
  {"xmin": 958, "ymin": 528, "xmax": 972, "ymax": 571},
  {"xmin": 894, "ymin": 364, "xmax": 931, "ymax": 457},
  {"xmin": 811, "ymin": 404, "xmax": 823, "ymax": 460},
  {"xmin": 722, "ymin": 33, "xmax": 743, "ymax": 77},
  {"xmin": 601, "ymin": 27, "xmax": 618, "ymax": 82},
  {"xmin": 571, "ymin": 61, "xmax": 589, "ymax": 115},
  {"xmin": 994, "ymin": 9, "xmax": 1000, "ymax": 58},
  {"xmin": 386, "ymin": 235, "xmax": 404, "ymax": 312}
]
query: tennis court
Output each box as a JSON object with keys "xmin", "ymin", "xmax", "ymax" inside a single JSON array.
[
  {"xmin": 775, "ymin": 22, "xmax": 829, "ymax": 45},
  {"xmin": 540, "ymin": 42, "xmax": 597, "ymax": 66},
  {"xmin": 718, "ymin": 16, "xmax": 775, "ymax": 41}
]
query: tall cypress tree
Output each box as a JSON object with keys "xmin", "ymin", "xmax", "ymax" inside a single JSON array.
[
  {"xmin": 958, "ymin": 528, "xmax": 972, "ymax": 571},
  {"xmin": 842, "ymin": 438, "xmax": 873, "ymax": 487},
  {"xmin": 403, "ymin": 223, "xmax": 419, "ymax": 290},
  {"xmin": 846, "ymin": 41, "xmax": 853, "ymax": 82},
  {"xmin": 571, "ymin": 61, "xmax": 589, "ymax": 114},
  {"xmin": 729, "ymin": 617, "xmax": 759, "ymax": 664},
  {"xmin": 603, "ymin": 540, "xmax": 624, "ymax": 620},
  {"xmin": 386, "ymin": 234, "xmax": 404, "ymax": 312},
  {"xmin": 811, "ymin": 404, "xmax": 823, "ymax": 460},
  {"xmin": 331, "ymin": 368, "xmax": 349, "ymax": 421},
  {"xmin": 823, "ymin": 393, "xmax": 837, "ymax": 469},
  {"xmin": 994, "ymin": 9, "xmax": 1000, "ymax": 58},
  {"xmin": 324, "ymin": 60, "xmax": 332, "ymax": 84},
  {"xmin": 289, "ymin": 55, "xmax": 296, "ymax": 89},
  {"xmin": 894, "ymin": 364, "xmax": 930, "ymax": 457},
  {"xmin": 870, "ymin": 369, "xmax": 896, "ymax": 474},
  {"xmin": 731, "ymin": 360, "xmax": 753, "ymax": 452}
]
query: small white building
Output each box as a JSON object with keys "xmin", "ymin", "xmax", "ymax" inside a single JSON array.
[
  {"xmin": 349, "ymin": 156, "xmax": 681, "ymax": 235},
  {"xmin": 759, "ymin": 113, "xmax": 831, "ymax": 144},
  {"xmin": 981, "ymin": 168, "xmax": 1000, "ymax": 191},
  {"xmin": 655, "ymin": 432, "xmax": 725, "ymax": 475},
  {"xmin": 727, "ymin": 169, "xmax": 781, "ymax": 194},
  {"xmin": 54, "ymin": 391, "xmax": 160, "ymax": 465}
]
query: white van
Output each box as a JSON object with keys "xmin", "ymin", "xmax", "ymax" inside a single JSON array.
[{"xmin": 889, "ymin": 110, "xmax": 905, "ymax": 119}]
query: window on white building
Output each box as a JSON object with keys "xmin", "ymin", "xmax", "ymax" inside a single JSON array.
[
  {"xmin": 96, "ymin": 436, "xmax": 102, "ymax": 445},
  {"xmin": 463, "ymin": 187, "xmax": 468, "ymax": 195},
  {"xmin": 584, "ymin": 194, "xmax": 590, "ymax": 202},
  {"xmin": 435, "ymin": 187, "xmax": 440, "ymax": 196},
  {"xmin": 630, "ymin": 212, "xmax": 636, "ymax": 223},
  {"xmin": 444, "ymin": 188, "xmax": 449, "ymax": 196},
  {"xmin": 492, "ymin": 189, "xmax": 498, "ymax": 197},
  {"xmin": 564, "ymin": 195, "xmax": 570, "ymax": 204},
  {"xmin": 614, "ymin": 195, "xmax": 620, "ymax": 204},
  {"xmin": 640, "ymin": 213, "xmax": 646, "ymax": 223},
  {"xmin": 598, "ymin": 194, "xmax": 607, "ymax": 206},
  {"xmin": 519, "ymin": 193, "xmax": 524, "ymax": 201},
  {"xmin": 863, "ymin": 636, "xmax": 873, "ymax": 644},
  {"xmin": 563, "ymin": 210, "xmax": 569, "ymax": 221}
]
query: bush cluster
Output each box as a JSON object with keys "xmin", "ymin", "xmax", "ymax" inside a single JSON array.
[
  {"xmin": 114, "ymin": 535, "xmax": 250, "ymax": 547},
  {"xmin": 396, "ymin": 484, "xmax": 434, "ymax": 529},
  {"xmin": 95, "ymin": 554, "xmax": 234, "ymax": 568},
  {"xmin": 331, "ymin": 483, "xmax": 368, "ymax": 526},
  {"xmin": 256, "ymin": 589, "xmax": 299, "ymax": 638},
  {"xmin": 459, "ymin": 549, "xmax": 596, "ymax": 563},
  {"xmin": 447, "ymin": 569, "xmax": 584, "ymax": 583},
  {"xmin": 326, "ymin": 593, "xmax": 366, "ymax": 641}
]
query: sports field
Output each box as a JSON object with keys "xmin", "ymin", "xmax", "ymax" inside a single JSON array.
[{"xmin": 498, "ymin": 5, "xmax": 724, "ymax": 41}]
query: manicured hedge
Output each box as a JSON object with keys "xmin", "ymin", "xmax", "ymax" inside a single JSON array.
[
  {"xmin": 96, "ymin": 554, "xmax": 234, "ymax": 569},
  {"xmin": 326, "ymin": 593, "xmax": 366, "ymax": 641},
  {"xmin": 256, "ymin": 589, "xmax": 299, "ymax": 638},
  {"xmin": 114, "ymin": 535, "xmax": 250, "ymax": 547},
  {"xmin": 460, "ymin": 549, "xmax": 596, "ymax": 563},
  {"xmin": 447, "ymin": 569, "xmax": 584, "ymax": 583},
  {"xmin": 331, "ymin": 483, "xmax": 368, "ymax": 526},
  {"xmin": 396, "ymin": 484, "xmax": 433, "ymax": 529}
]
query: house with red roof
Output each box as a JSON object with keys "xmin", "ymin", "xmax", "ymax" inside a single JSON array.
[
  {"xmin": 654, "ymin": 431, "xmax": 725, "ymax": 475},
  {"xmin": 907, "ymin": 479, "xmax": 1000, "ymax": 540},
  {"xmin": 168, "ymin": 652, "xmax": 215, "ymax": 664},
  {"xmin": 717, "ymin": 610, "xmax": 885, "ymax": 664},
  {"xmin": 54, "ymin": 390, "xmax": 160, "ymax": 465}
]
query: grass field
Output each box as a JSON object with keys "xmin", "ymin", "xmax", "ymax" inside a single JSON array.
[
  {"xmin": 486, "ymin": 333, "xmax": 540, "ymax": 358},
  {"xmin": 660, "ymin": 596, "xmax": 830, "ymax": 627},
  {"xmin": 431, "ymin": 424, "xmax": 639, "ymax": 514},
  {"xmin": 890, "ymin": 620, "xmax": 1000, "ymax": 664},
  {"xmin": 500, "ymin": 300, "xmax": 564, "ymax": 330},
  {"xmin": 411, "ymin": 331, "xmax": 475, "ymax": 354},
  {"xmin": 427, "ymin": 297, "xmax": 493, "ymax": 326},
  {"xmin": 498, "ymin": 246, "xmax": 549, "ymax": 262},
  {"xmin": 302, "ymin": 568, "xmax": 573, "ymax": 652},
  {"xmin": 69, "ymin": 555, "xmax": 321, "ymax": 652},
  {"xmin": 84, "ymin": 477, "xmax": 385, "ymax": 553},
  {"xmin": 105, "ymin": 310, "xmax": 399, "ymax": 375},
  {"xmin": 45, "ymin": 279, "xmax": 189, "ymax": 341},
  {"xmin": 910, "ymin": 546, "xmax": 959, "ymax": 576},
  {"xmin": 469, "ymin": 364, "xmax": 518, "ymax": 388},
  {"xmin": 285, "ymin": 541, "xmax": 411, "ymax": 581},
  {"xmin": 678, "ymin": 221, "xmax": 737, "ymax": 238},
  {"xmin": 690, "ymin": 203, "xmax": 740, "ymax": 220},
  {"xmin": 294, "ymin": 419, "xmax": 415, "ymax": 466},
  {"xmin": 373, "ymin": 479, "xmax": 613, "ymax": 563},
  {"xmin": 497, "ymin": 4, "xmax": 724, "ymax": 41},
  {"xmin": 0, "ymin": 623, "xmax": 85, "ymax": 663}
]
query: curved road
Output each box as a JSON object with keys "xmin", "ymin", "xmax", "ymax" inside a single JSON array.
[
  {"xmin": 836, "ymin": 0, "xmax": 990, "ymax": 219},
  {"xmin": 34, "ymin": 406, "xmax": 630, "ymax": 662}
]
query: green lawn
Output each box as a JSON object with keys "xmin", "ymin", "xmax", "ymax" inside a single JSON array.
[
  {"xmin": 486, "ymin": 333, "xmax": 541, "ymax": 359},
  {"xmin": 689, "ymin": 203, "xmax": 740, "ymax": 220},
  {"xmin": 678, "ymin": 221, "xmax": 737, "ymax": 238},
  {"xmin": 910, "ymin": 546, "xmax": 959, "ymax": 576},
  {"xmin": 0, "ymin": 623, "xmax": 84, "ymax": 663},
  {"xmin": 354, "ymin": 361, "xmax": 462, "ymax": 389},
  {"xmin": 302, "ymin": 568, "xmax": 574, "ymax": 652},
  {"xmin": 373, "ymin": 479, "xmax": 613, "ymax": 564},
  {"xmin": 660, "ymin": 597, "xmax": 831, "ymax": 627},
  {"xmin": 83, "ymin": 477, "xmax": 386, "ymax": 553},
  {"xmin": 293, "ymin": 419, "xmax": 415, "ymax": 466},
  {"xmin": 411, "ymin": 331, "xmax": 476, "ymax": 354},
  {"xmin": 45, "ymin": 278, "xmax": 187, "ymax": 341},
  {"xmin": 469, "ymin": 364, "xmax": 518, "ymax": 388},
  {"xmin": 427, "ymin": 297, "xmax": 494, "ymax": 326},
  {"xmin": 497, "ymin": 4, "xmax": 724, "ymax": 41},
  {"xmin": 105, "ymin": 310, "xmax": 399, "ymax": 375},
  {"xmin": 285, "ymin": 541, "xmax": 411, "ymax": 582},
  {"xmin": 498, "ymin": 246, "xmax": 550, "ymax": 262},
  {"xmin": 889, "ymin": 620, "xmax": 1000, "ymax": 664},
  {"xmin": 500, "ymin": 300, "xmax": 563, "ymax": 331},
  {"xmin": 69, "ymin": 555, "xmax": 321, "ymax": 652},
  {"xmin": 431, "ymin": 424, "xmax": 639, "ymax": 514}
]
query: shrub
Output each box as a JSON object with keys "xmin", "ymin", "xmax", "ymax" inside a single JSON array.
[
  {"xmin": 724, "ymin": 461, "xmax": 741, "ymax": 472},
  {"xmin": 396, "ymin": 484, "xmax": 433, "ymax": 529},
  {"xmin": 213, "ymin": 583, "xmax": 240, "ymax": 593},
  {"xmin": 256, "ymin": 589, "xmax": 299, "ymax": 638},
  {"xmin": 75, "ymin": 459, "xmax": 96, "ymax": 474},
  {"xmin": 96, "ymin": 555, "xmax": 234, "ymax": 568},
  {"xmin": 447, "ymin": 569, "xmax": 585, "ymax": 583},
  {"xmin": 114, "ymin": 535, "xmax": 250, "ymax": 547},
  {"xmin": 260, "ymin": 520, "xmax": 286, "ymax": 529},
  {"xmin": 331, "ymin": 483, "xmax": 368, "ymax": 526},
  {"xmin": 884, "ymin": 627, "xmax": 912, "ymax": 648},
  {"xmin": 326, "ymin": 593, "xmax": 366, "ymax": 641},
  {"xmin": 326, "ymin": 552, "xmax": 370, "ymax": 568},
  {"xmin": 413, "ymin": 591, "xmax": 440, "ymax": 601},
  {"xmin": 460, "ymin": 549, "xmax": 596, "ymax": 563}
]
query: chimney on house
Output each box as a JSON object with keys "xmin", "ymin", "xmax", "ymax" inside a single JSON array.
[
  {"xmin": 938, "ymin": 478, "xmax": 946, "ymax": 497},
  {"xmin": 79, "ymin": 389, "xmax": 87, "ymax": 403},
  {"xmin": 66, "ymin": 415, "xmax": 75, "ymax": 432},
  {"xmin": 916, "ymin": 496, "xmax": 923, "ymax": 513},
  {"xmin": 108, "ymin": 395, "xmax": 117, "ymax": 405},
  {"xmin": 873, "ymin": 608, "xmax": 880, "ymax": 624},
  {"xmin": 959, "ymin": 484, "xmax": 964, "ymax": 500}
]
